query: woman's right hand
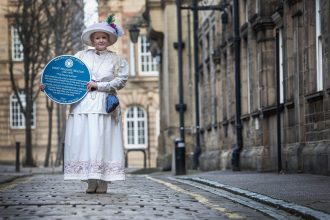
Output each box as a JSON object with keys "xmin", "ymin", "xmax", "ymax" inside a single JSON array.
[
  {"xmin": 87, "ymin": 81, "xmax": 98, "ymax": 91},
  {"xmin": 39, "ymin": 82, "xmax": 45, "ymax": 92}
]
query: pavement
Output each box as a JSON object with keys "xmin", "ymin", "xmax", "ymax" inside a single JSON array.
[
  {"xmin": 0, "ymin": 165, "xmax": 62, "ymax": 184},
  {"xmin": 1, "ymin": 165, "xmax": 330, "ymax": 219},
  {"xmin": 174, "ymin": 170, "xmax": 330, "ymax": 219}
]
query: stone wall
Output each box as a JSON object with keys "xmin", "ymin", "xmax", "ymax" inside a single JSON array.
[
  {"xmin": 196, "ymin": 0, "xmax": 330, "ymax": 175},
  {"xmin": 143, "ymin": 0, "xmax": 330, "ymax": 175}
]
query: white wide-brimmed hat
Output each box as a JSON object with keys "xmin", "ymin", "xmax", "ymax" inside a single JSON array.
[{"xmin": 81, "ymin": 17, "xmax": 124, "ymax": 47}]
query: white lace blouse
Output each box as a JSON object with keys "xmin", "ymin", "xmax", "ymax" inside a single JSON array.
[{"xmin": 69, "ymin": 49, "xmax": 128, "ymax": 114}]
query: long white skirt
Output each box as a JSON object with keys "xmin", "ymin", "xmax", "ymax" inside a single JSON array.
[{"xmin": 64, "ymin": 113, "xmax": 125, "ymax": 182}]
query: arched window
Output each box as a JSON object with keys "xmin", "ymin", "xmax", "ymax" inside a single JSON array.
[
  {"xmin": 125, "ymin": 106, "xmax": 148, "ymax": 149},
  {"xmin": 10, "ymin": 91, "xmax": 36, "ymax": 129}
]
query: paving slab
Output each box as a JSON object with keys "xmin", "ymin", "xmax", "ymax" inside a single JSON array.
[{"xmin": 186, "ymin": 170, "xmax": 330, "ymax": 214}]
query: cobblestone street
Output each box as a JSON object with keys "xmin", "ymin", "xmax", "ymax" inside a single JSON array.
[{"xmin": 0, "ymin": 173, "xmax": 287, "ymax": 220}]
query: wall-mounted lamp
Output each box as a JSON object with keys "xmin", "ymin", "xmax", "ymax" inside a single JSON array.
[{"xmin": 129, "ymin": 25, "xmax": 140, "ymax": 43}]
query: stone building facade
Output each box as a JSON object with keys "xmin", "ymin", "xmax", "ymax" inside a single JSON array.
[
  {"xmin": 201, "ymin": 0, "xmax": 330, "ymax": 175},
  {"xmin": 0, "ymin": 0, "xmax": 84, "ymax": 166},
  {"xmin": 98, "ymin": 0, "xmax": 160, "ymax": 168},
  {"xmin": 0, "ymin": 0, "xmax": 159, "ymax": 168},
  {"xmin": 144, "ymin": 0, "xmax": 330, "ymax": 175},
  {"xmin": 147, "ymin": 0, "xmax": 197, "ymax": 170}
]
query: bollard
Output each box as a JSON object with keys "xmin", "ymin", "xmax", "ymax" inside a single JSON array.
[
  {"xmin": 174, "ymin": 138, "xmax": 186, "ymax": 175},
  {"xmin": 50, "ymin": 153, "xmax": 53, "ymax": 168},
  {"xmin": 15, "ymin": 142, "xmax": 20, "ymax": 172},
  {"xmin": 50, "ymin": 153, "xmax": 54, "ymax": 174},
  {"xmin": 62, "ymin": 143, "xmax": 65, "ymax": 173}
]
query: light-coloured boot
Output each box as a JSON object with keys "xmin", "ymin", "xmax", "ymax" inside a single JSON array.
[
  {"xmin": 96, "ymin": 180, "xmax": 108, "ymax": 193},
  {"xmin": 86, "ymin": 179, "xmax": 97, "ymax": 193}
]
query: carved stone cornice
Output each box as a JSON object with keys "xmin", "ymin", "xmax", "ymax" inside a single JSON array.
[
  {"xmin": 252, "ymin": 16, "xmax": 275, "ymax": 33},
  {"xmin": 148, "ymin": 28, "xmax": 164, "ymax": 58},
  {"xmin": 227, "ymin": 36, "xmax": 234, "ymax": 47},
  {"xmin": 220, "ymin": 41, "xmax": 227, "ymax": 51},
  {"xmin": 275, "ymin": 0, "xmax": 284, "ymax": 16},
  {"xmin": 148, "ymin": 0, "xmax": 162, "ymax": 9},
  {"xmin": 212, "ymin": 46, "xmax": 221, "ymax": 65},
  {"xmin": 291, "ymin": 9, "xmax": 303, "ymax": 18},
  {"xmin": 272, "ymin": 11, "xmax": 283, "ymax": 27},
  {"xmin": 249, "ymin": 13, "xmax": 258, "ymax": 24},
  {"xmin": 240, "ymin": 23, "xmax": 248, "ymax": 38},
  {"xmin": 149, "ymin": 28, "xmax": 164, "ymax": 41},
  {"xmin": 286, "ymin": 0, "xmax": 302, "ymax": 7},
  {"xmin": 161, "ymin": 0, "xmax": 176, "ymax": 7}
]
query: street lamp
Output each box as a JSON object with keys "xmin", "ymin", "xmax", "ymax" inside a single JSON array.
[
  {"xmin": 221, "ymin": 10, "xmax": 228, "ymax": 24},
  {"xmin": 129, "ymin": 25, "xmax": 140, "ymax": 43}
]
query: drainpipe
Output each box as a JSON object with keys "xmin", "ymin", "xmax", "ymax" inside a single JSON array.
[
  {"xmin": 192, "ymin": 0, "xmax": 201, "ymax": 169},
  {"xmin": 175, "ymin": 0, "xmax": 186, "ymax": 141},
  {"xmin": 187, "ymin": 10, "xmax": 194, "ymax": 137},
  {"xmin": 275, "ymin": 29, "xmax": 282, "ymax": 173},
  {"xmin": 231, "ymin": 0, "xmax": 243, "ymax": 171},
  {"xmin": 175, "ymin": 0, "xmax": 186, "ymax": 175}
]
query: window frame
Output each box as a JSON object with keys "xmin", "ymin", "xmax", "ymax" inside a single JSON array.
[
  {"xmin": 129, "ymin": 41, "xmax": 136, "ymax": 76},
  {"xmin": 138, "ymin": 35, "xmax": 158, "ymax": 76},
  {"xmin": 316, "ymin": 0, "xmax": 323, "ymax": 91},
  {"xmin": 11, "ymin": 25, "xmax": 24, "ymax": 61},
  {"xmin": 247, "ymin": 39, "xmax": 252, "ymax": 112},
  {"xmin": 10, "ymin": 91, "xmax": 36, "ymax": 129},
  {"xmin": 255, "ymin": 0, "xmax": 259, "ymax": 14},
  {"xmin": 124, "ymin": 106, "xmax": 148, "ymax": 149},
  {"xmin": 279, "ymin": 28, "xmax": 284, "ymax": 103},
  {"xmin": 244, "ymin": 0, "xmax": 248, "ymax": 23}
]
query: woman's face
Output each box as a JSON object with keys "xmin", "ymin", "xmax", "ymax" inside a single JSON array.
[{"xmin": 91, "ymin": 32, "xmax": 110, "ymax": 51}]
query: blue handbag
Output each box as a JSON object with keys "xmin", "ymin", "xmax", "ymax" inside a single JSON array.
[{"xmin": 106, "ymin": 94, "xmax": 119, "ymax": 113}]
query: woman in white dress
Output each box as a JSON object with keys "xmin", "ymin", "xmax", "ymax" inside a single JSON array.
[
  {"xmin": 65, "ymin": 16, "xmax": 128, "ymax": 193},
  {"xmin": 41, "ymin": 16, "xmax": 128, "ymax": 193}
]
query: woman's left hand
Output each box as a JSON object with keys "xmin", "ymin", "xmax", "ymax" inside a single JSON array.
[{"xmin": 87, "ymin": 81, "xmax": 98, "ymax": 91}]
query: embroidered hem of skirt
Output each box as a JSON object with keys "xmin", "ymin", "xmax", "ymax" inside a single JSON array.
[{"xmin": 64, "ymin": 174, "xmax": 125, "ymax": 182}]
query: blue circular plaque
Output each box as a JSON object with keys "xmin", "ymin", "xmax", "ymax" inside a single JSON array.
[{"xmin": 41, "ymin": 55, "xmax": 91, "ymax": 104}]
